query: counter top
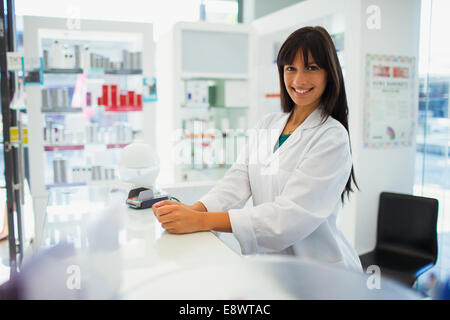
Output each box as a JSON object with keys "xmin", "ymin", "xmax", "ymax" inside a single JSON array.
[{"xmin": 40, "ymin": 185, "xmax": 240, "ymax": 298}]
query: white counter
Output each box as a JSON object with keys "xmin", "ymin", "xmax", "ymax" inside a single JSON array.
[{"xmin": 38, "ymin": 185, "xmax": 240, "ymax": 299}]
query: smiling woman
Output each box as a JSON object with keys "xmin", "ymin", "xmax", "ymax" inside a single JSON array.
[{"xmin": 283, "ymin": 52, "xmax": 327, "ymax": 114}]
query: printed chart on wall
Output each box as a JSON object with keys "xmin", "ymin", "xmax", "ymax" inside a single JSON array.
[{"xmin": 364, "ymin": 54, "xmax": 416, "ymax": 148}]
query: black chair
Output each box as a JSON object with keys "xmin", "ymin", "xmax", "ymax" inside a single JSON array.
[{"xmin": 359, "ymin": 192, "xmax": 438, "ymax": 287}]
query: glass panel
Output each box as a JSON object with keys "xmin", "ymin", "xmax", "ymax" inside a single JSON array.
[{"xmin": 415, "ymin": 0, "xmax": 450, "ymax": 289}]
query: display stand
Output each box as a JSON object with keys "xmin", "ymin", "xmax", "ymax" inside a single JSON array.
[
  {"xmin": 23, "ymin": 16, "xmax": 155, "ymax": 248},
  {"xmin": 156, "ymin": 22, "xmax": 255, "ymax": 184}
]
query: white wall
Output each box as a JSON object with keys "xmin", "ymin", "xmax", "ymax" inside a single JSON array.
[
  {"xmin": 352, "ymin": 0, "xmax": 421, "ymax": 254},
  {"xmin": 243, "ymin": 0, "xmax": 305, "ymax": 23}
]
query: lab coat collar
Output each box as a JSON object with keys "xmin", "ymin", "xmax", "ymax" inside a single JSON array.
[
  {"xmin": 261, "ymin": 106, "xmax": 327, "ymax": 167},
  {"xmin": 292, "ymin": 105, "xmax": 327, "ymax": 131}
]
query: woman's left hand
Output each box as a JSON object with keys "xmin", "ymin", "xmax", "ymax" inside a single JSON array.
[{"xmin": 152, "ymin": 200, "xmax": 207, "ymax": 234}]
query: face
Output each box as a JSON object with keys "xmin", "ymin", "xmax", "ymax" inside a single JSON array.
[{"xmin": 283, "ymin": 50, "xmax": 327, "ymax": 110}]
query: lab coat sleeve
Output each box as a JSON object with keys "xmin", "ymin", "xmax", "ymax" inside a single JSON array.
[
  {"xmin": 228, "ymin": 125, "xmax": 353, "ymax": 254},
  {"xmin": 198, "ymin": 114, "xmax": 273, "ymax": 212},
  {"xmin": 198, "ymin": 144, "xmax": 251, "ymax": 212}
]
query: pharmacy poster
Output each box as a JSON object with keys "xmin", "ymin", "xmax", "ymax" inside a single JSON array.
[{"xmin": 363, "ymin": 54, "xmax": 416, "ymax": 148}]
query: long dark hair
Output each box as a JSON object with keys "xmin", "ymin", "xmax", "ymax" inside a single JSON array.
[{"xmin": 276, "ymin": 26, "xmax": 358, "ymax": 203}]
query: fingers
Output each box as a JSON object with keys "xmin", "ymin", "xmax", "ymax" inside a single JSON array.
[
  {"xmin": 161, "ymin": 221, "xmax": 176, "ymax": 230},
  {"xmin": 158, "ymin": 212, "xmax": 177, "ymax": 224}
]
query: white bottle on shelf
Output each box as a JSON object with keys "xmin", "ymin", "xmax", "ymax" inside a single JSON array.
[{"xmin": 82, "ymin": 46, "xmax": 90, "ymax": 70}]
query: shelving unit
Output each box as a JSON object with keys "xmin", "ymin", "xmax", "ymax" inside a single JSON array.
[
  {"xmin": 24, "ymin": 16, "xmax": 156, "ymax": 245},
  {"xmin": 156, "ymin": 22, "xmax": 255, "ymax": 184}
]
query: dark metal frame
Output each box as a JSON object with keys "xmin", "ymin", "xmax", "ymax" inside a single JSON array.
[{"xmin": 1, "ymin": 0, "xmax": 23, "ymax": 279}]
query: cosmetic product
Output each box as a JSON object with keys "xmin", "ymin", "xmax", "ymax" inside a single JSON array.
[
  {"xmin": 82, "ymin": 46, "xmax": 90, "ymax": 69},
  {"xmin": 130, "ymin": 52, "xmax": 136, "ymax": 70},
  {"xmin": 86, "ymin": 92, "xmax": 92, "ymax": 106},
  {"xmin": 120, "ymin": 92, "xmax": 128, "ymax": 107},
  {"xmin": 51, "ymin": 40, "xmax": 63, "ymax": 69},
  {"xmin": 44, "ymin": 121, "xmax": 53, "ymax": 144},
  {"xmin": 111, "ymin": 85, "xmax": 118, "ymax": 107},
  {"xmin": 102, "ymin": 85, "xmax": 109, "ymax": 107},
  {"xmin": 53, "ymin": 158, "xmax": 68, "ymax": 184},
  {"xmin": 43, "ymin": 50, "xmax": 49, "ymax": 69},
  {"xmin": 62, "ymin": 88, "xmax": 69, "ymax": 108},
  {"xmin": 63, "ymin": 45, "xmax": 70, "ymax": 68},
  {"xmin": 74, "ymin": 45, "xmax": 81, "ymax": 69},
  {"xmin": 90, "ymin": 53, "xmax": 95, "ymax": 69},
  {"xmin": 122, "ymin": 50, "xmax": 129, "ymax": 70},
  {"xmin": 56, "ymin": 88, "xmax": 63, "ymax": 108},
  {"xmin": 42, "ymin": 89, "xmax": 50, "ymax": 109},
  {"xmin": 221, "ymin": 118, "xmax": 230, "ymax": 131},
  {"xmin": 51, "ymin": 88, "xmax": 59, "ymax": 108},
  {"xmin": 136, "ymin": 52, "xmax": 142, "ymax": 70}
]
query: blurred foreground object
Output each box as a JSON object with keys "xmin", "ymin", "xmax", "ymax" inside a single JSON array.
[
  {"xmin": 0, "ymin": 194, "xmax": 123, "ymax": 299},
  {"xmin": 118, "ymin": 142, "xmax": 160, "ymax": 189},
  {"xmin": 123, "ymin": 256, "xmax": 421, "ymax": 300}
]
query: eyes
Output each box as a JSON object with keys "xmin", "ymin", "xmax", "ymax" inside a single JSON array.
[{"xmin": 285, "ymin": 65, "xmax": 321, "ymax": 72}]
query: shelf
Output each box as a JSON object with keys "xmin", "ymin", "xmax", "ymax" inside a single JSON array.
[
  {"xmin": 44, "ymin": 143, "xmax": 130, "ymax": 151},
  {"xmin": 42, "ymin": 108, "xmax": 83, "ymax": 114},
  {"xmin": 210, "ymin": 105, "xmax": 249, "ymax": 109},
  {"xmin": 181, "ymin": 73, "xmax": 249, "ymax": 80},
  {"xmin": 45, "ymin": 143, "xmax": 131, "ymax": 151},
  {"xmin": 44, "ymin": 68, "xmax": 83, "ymax": 74},
  {"xmin": 181, "ymin": 105, "xmax": 248, "ymax": 109},
  {"xmin": 106, "ymin": 143, "xmax": 130, "ymax": 149},
  {"xmin": 43, "ymin": 68, "xmax": 142, "ymax": 75},
  {"xmin": 103, "ymin": 106, "xmax": 143, "ymax": 112},
  {"xmin": 46, "ymin": 182, "xmax": 86, "ymax": 190},
  {"xmin": 104, "ymin": 69, "xmax": 143, "ymax": 75}
]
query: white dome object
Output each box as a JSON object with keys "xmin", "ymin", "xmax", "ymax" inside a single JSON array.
[
  {"xmin": 118, "ymin": 142, "xmax": 159, "ymax": 169},
  {"xmin": 118, "ymin": 142, "xmax": 160, "ymax": 186}
]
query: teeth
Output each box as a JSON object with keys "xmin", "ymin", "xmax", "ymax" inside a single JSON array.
[{"xmin": 294, "ymin": 88, "xmax": 311, "ymax": 94}]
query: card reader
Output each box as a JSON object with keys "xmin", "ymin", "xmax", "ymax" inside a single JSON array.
[{"xmin": 126, "ymin": 187, "xmax": 169, "ymax": 209}]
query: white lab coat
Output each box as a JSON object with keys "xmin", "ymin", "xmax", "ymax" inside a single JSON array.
[{"xmin": 199, "ymin": 107, "xmax": 362, "ymax": 273}]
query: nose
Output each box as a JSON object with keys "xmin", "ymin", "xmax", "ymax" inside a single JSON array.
[{"xmin": 292, "ymin": 69, "xmax": 307, "ymax": 86}]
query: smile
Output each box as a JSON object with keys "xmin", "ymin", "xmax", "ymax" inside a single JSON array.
[{"xmin": 293, "ymin": 87, "xmax": 313, "ymax": 95}]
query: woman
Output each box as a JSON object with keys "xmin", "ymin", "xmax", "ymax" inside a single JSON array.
[{"xmin": 153, "ymin": 26, "xmax": 362, "ymax": 272}]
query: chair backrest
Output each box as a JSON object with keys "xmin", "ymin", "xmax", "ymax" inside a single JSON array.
[{"xmin": 376, "ymin": 192, "xmax": 438, "ymax": 262}]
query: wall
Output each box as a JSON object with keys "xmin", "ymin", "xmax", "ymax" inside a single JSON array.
[
  {"xmin": 353, "ymin": 0, "xmax": 421, "ymax": 253},
  {"xmin": 243, "ymin": 0, "xmax": 305, "ymax": 23}
]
